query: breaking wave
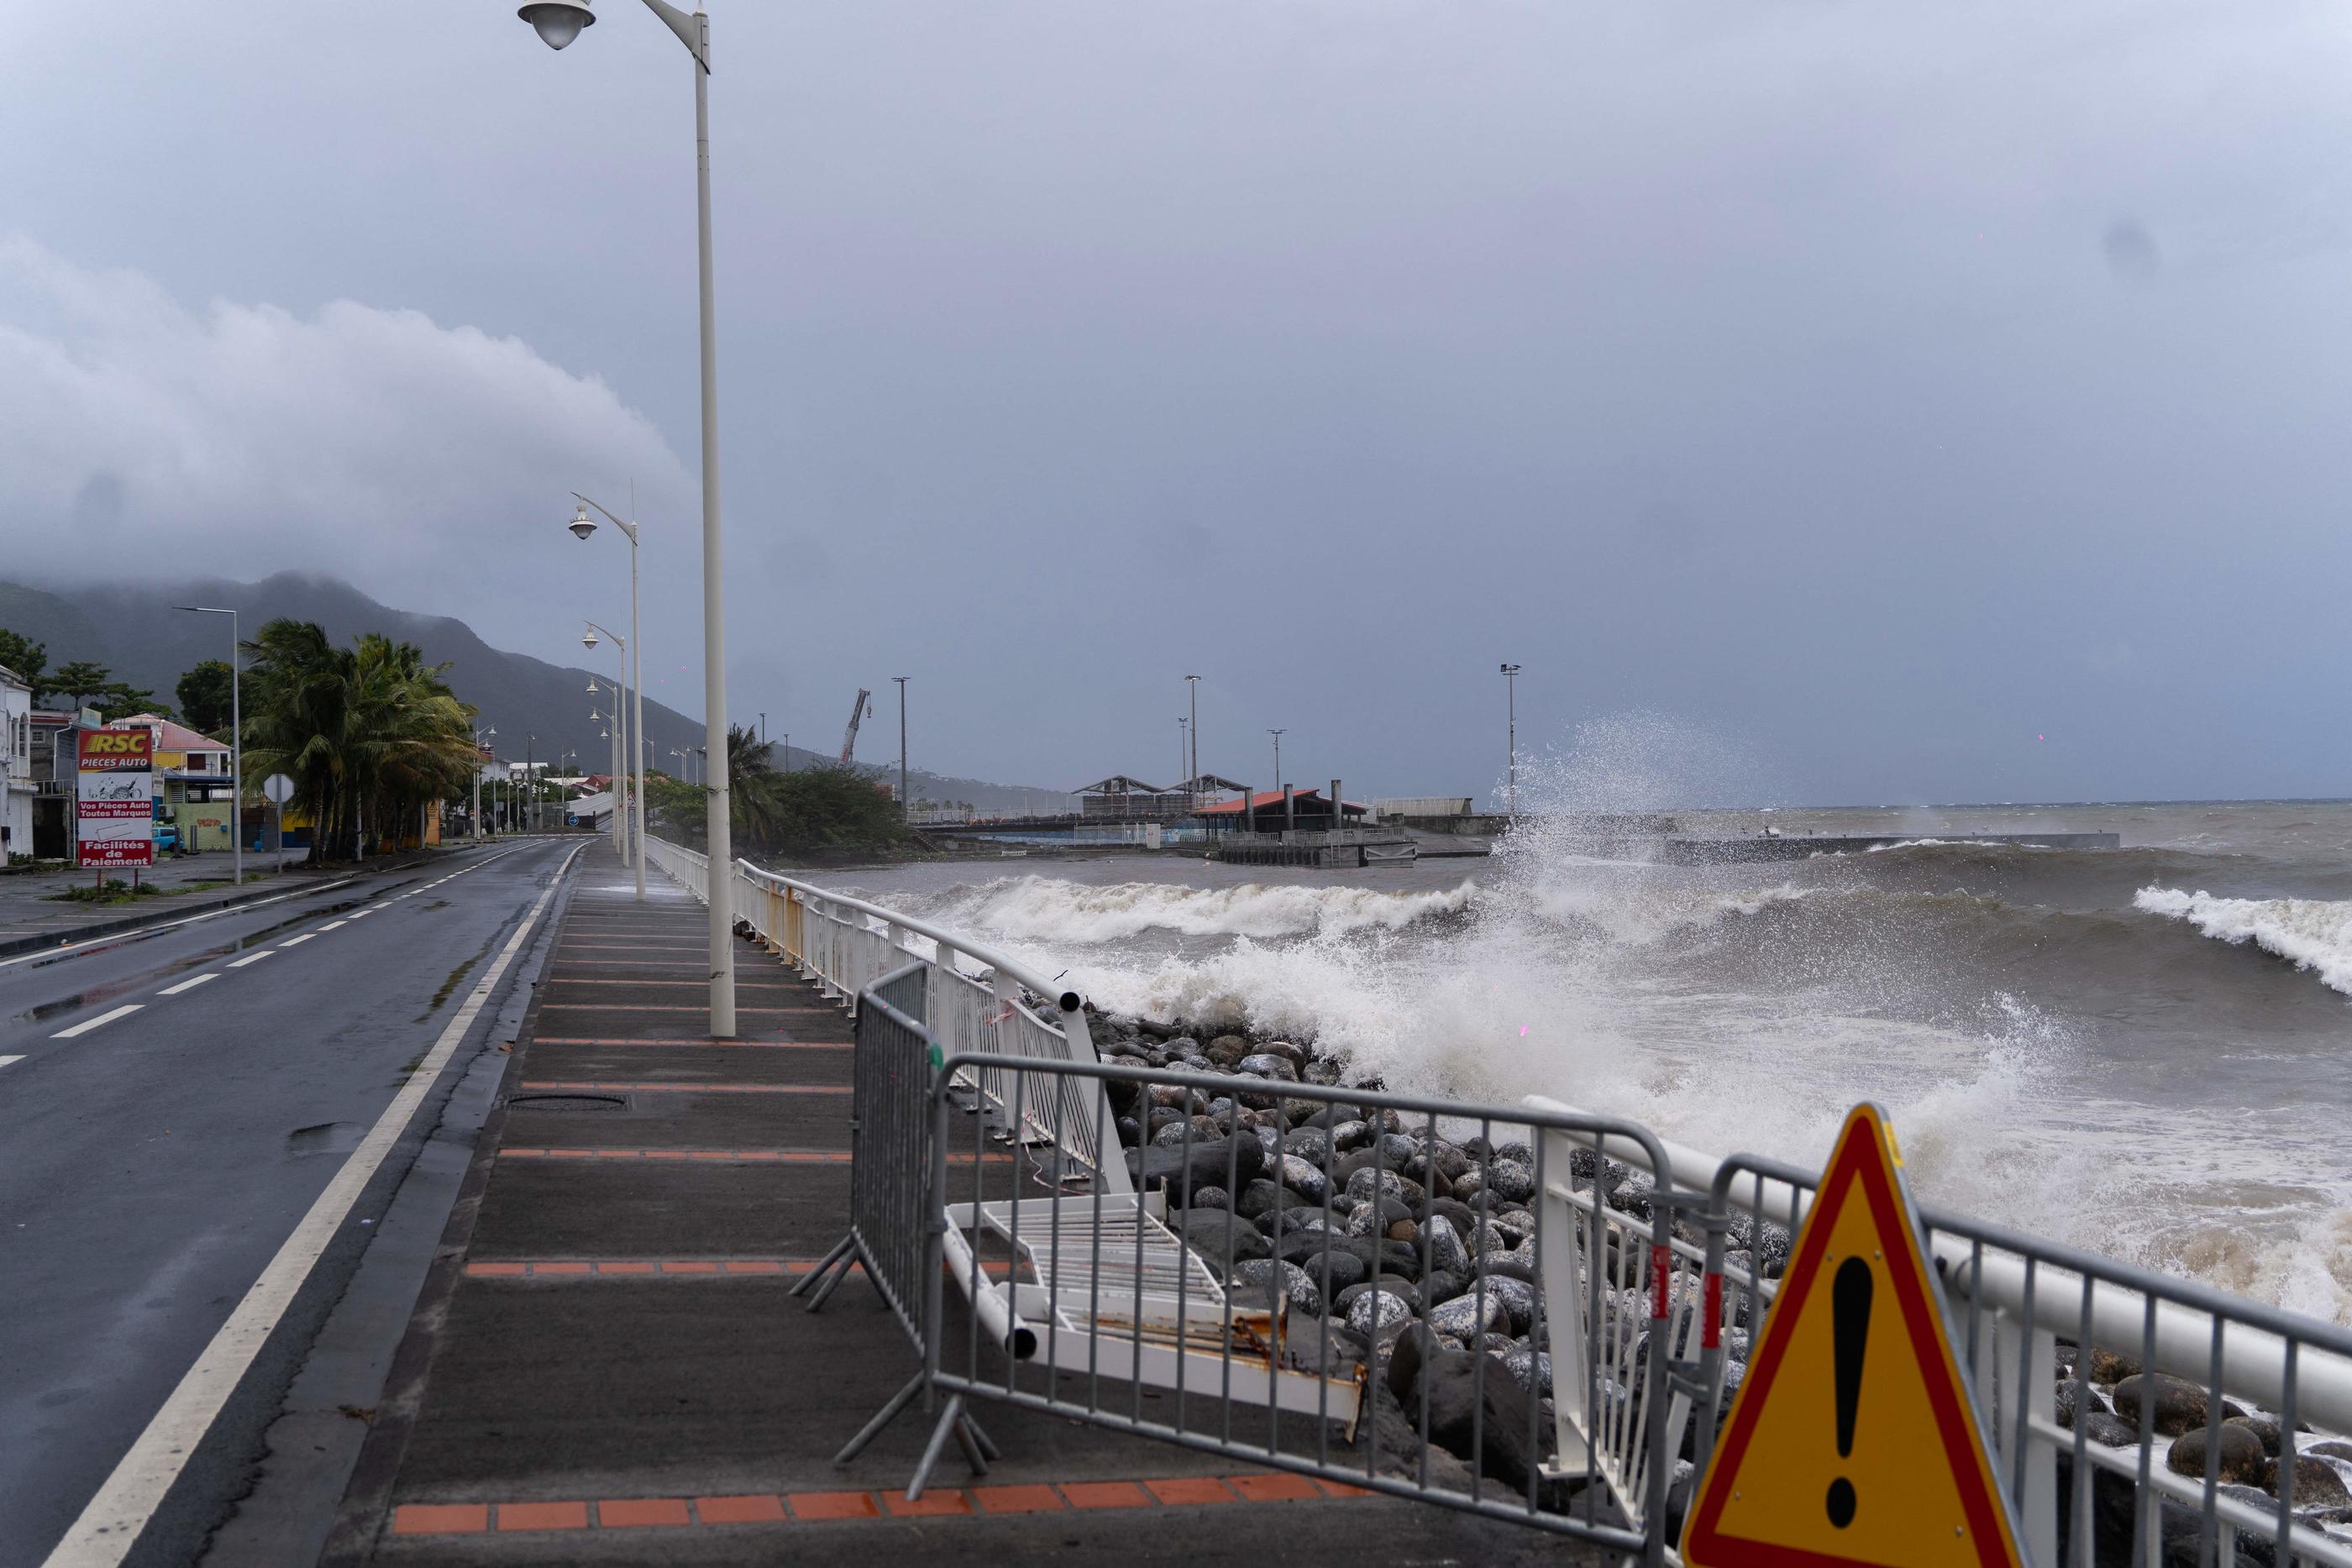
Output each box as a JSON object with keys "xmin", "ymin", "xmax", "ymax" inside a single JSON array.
[
  {"xmin": 914, "ymin": 874, "xmax": 1477, "ymax": 944},
  {"xmin": 2134, "ymin": 887, "xmax": 2352, "ymax": 997}
]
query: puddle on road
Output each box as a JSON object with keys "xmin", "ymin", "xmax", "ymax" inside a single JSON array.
[
  {"xmin": 5, "ymin": 868, "xmax": 459, "ymax": 1029},
  {"xmin": 286, "ymin": 1121, "xmax": 365, "ymax": 1156},
  {"xmin": 414, "ymin": 928, "xmax": 501, "ymax": 1023}
]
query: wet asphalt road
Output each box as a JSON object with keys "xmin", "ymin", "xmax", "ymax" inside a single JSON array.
[{"xmin": 0, "ymin": 839, "xmax": 578, "ymax": 1568}]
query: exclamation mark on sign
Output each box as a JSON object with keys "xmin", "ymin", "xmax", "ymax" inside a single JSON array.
[{"xmin": 1826, "ymin": 1256, "xmax": 1872, "ymax": 1529}]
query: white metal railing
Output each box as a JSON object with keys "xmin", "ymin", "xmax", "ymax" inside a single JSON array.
[
  {"xmin": 1528, "ymin": 1097, "xmax": 2352, "ymax": 1568},
  {"xmin": 642, "ymin": 835, "xmax": 1130, "ymax": 1198}
]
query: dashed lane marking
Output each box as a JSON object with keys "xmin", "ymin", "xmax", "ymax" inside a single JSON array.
[
  {"xmin": 280, "ymin": 933, "xmax": 317, "ymax": 947},
  {"xmin": 156, "ymin": 973, "xmax": 220, "ymax": 996},
  {"xmin": 226, "ymin": 950, "xmax": 276, "ymax": 968},
  {"xmin": 51, "ymin": 1004, "xmax": 145, "ymax": 1039},
  {"xmin": 319, "ymin": 920, "xmax": 348, "ymax": 931},
  {"xmin": 0, "ymin": 1055, "xmax": 24, "ymax": 1070},
  {"xmin": 387, "ymin": 1476, "xmax": 1369, "ymax": 1536}
]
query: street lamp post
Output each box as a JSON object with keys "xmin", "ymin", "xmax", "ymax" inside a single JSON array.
[
  {"xmin": 591, "ymin": 684, "xmax": 626, "ymax": 859},
  {"xmin": 1177, "ymin": 717, "xmax": 1188, "ymax": 801},
  {"xmin": 1268, "ymin": 728, "xmax": 1285, "ymax": 791},
  {"xmin": 175, "ymin": 606, "xmax": 240, "ymax": 883},
  {"xmin": 892, "ymin": 676, "xmax": 908, "ymax": 817},
  {"xmin": 570, "ymin": 496, "xmax": 648, "ymax": 902},
  {"xmin": 1184, "ymin": 674, "xmax": 1200, "ymax": 805},
  {"xmin": 474, "ymin": 726, "xmax": 496, "ymax": 839},
  {"xmin": 522, "ymin": 0, "xmax": 735, "ymax": 1036},
  {"xmin": 582, "ymin": 617, "xmax": 642, "ymax": 898},
  {"xmin": 1499, "ymin": 663, "xmax": 1521, "ymax": 818}
]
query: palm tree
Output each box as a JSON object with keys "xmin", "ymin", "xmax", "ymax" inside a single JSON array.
[{"xmin": 240, "ymin": 620, "xmax": 479, "ymax": 864}]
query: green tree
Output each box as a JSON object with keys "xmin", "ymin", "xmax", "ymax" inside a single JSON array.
[
  {"xmin": 49, "ymin": 659, "xmax": 158, "ymax": 721},
  {"xmin": 176, "ymin": 660, "xmax": 236, "ymax": 737},
  {"xmin": 50, "ymin": 661, "xmax": 113, "ymax": 710},
  {"xmin": 0, "ymin": 628, "xmax": 48, "ymax": 704},
  {"xmin": 239, "ymin": 620, "xmax": 479, "ymax": 865}
]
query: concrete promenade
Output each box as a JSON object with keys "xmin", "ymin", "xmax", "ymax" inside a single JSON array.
[{"xmin": 325, "ymin": 844, "xmax": 1582, "ymax": 1565}]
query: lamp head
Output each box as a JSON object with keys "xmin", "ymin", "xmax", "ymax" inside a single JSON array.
[
  {"xmin": 519, "ymin": 2, "xmax": 596, "ymax": 50},
  {"xmin": 582, "ymin": 629, "xmax": 598, "ymax": 651},
  {"xmin": 568, "ymin": 502, "xmax": 596, "ymax": 540}
]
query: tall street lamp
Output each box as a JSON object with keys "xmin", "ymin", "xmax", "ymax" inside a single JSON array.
[
  {"xmin": 522, "ymin": 0, "xmax": 736, "ymax": 1036},
  {"xmin": 582, "ymin": 617, "xmax": 643, "ymax": 899},
  {"xmin": 1499, "ymin": 663, "xmax": 1522, "ymax": 819},
  {"xmin": 1268, "ymin": 728, "xmax": 1285, "ymax": 791},
  {"xmin": 1177, "ymin": 717, "xmax": 1188, "ymax": 801},
  {"xmin": 590, "ymin": 684, "xmax": 627, "ymax": 860},
  {"xmin": 892, "ymin": 676, "xmax": 909, "ymax": 817},
  {"xmin": 474, "ymin": 726, "xmax": 496, "ymax": 839},
  {"xmin": 175, "ymin": 606, "xmax": 240, "ymax": 884},
  {"xmin": 570, "ymin": 495, "xmax": 648, "ymax": 902},
  {"xmin": 1184, "ymin": 673, "xmax": 1200, "ymax": 805}
]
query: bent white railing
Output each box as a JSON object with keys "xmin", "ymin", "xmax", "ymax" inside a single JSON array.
[
  {"xmin": 1528, "ymin": 1096, "xmax": 2352, "ymax": 1568},
  {"xmin": 642, "ymin": 835, "xmax": 1130, "ymax": 1198}
]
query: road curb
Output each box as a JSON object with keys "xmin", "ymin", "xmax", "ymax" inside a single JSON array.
[
  {"xmin": 0, "ymin": 844, "xmax": 496, "ymax": 959},
  {"xmin": 317, "ymin": 845, "xmax": 587, "ymax": 1568}
]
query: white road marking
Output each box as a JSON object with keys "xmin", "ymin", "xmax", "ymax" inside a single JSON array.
[
  {"xmin": 280, "ymin": 934, "xmax": 316, "ymax": 947},
  {"xmin": 0, "ymin": 878, "xmax": 360, "ymax": 971},
  {"xmin": 156, "ymin": 973, "xmax": 218, "ymax": 997},
  {"xmin": 225, "ymin": 951, "xmax": 275, "ymax": 968},
  {"xmin": 51, "ymin": 1004, "xmax": 144, "ymax": 1039},
  {"xmin": 0, "ymin": 1055, "xmax": 24, "ymax": 1070},
  {"xmin": 42, "ymin": 842, "xmax": 584, "ymax": 1568},
  {"xmin": 318, "ymin": 920, "xmax": 347, "ymax": 931}
]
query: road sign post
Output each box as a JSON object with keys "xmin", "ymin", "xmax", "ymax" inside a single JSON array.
[
  {"xmin": 262, "ymin": 773, "xmax": 295, "ymax": 873},
  {"xmin": 1683, "ymin": 1104, "xmax": 2024, "ymax": 1568}
]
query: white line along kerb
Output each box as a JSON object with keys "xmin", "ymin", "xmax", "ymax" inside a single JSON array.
[{"xmin": 42, "ymin": 842, "xmax": 582, "ymax": 1568}]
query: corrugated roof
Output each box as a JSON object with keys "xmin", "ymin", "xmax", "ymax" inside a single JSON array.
[
  {"xmin": 111, "ymin": 714, "xmax": 230, "ymax": 753},
  {"xmin": 1194, "ymin": 789, "xmax": 1368, "ymax": 815}
]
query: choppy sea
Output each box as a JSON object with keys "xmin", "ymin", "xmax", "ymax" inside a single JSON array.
[{"xmin": 788, "ymin": 796, "xmax": 2352, "ymax": 1324}]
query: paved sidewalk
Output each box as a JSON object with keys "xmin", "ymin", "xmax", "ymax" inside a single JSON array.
[{"xmin": 324, "ymin": 844, "xmax": 1588, "ymax": 1566}]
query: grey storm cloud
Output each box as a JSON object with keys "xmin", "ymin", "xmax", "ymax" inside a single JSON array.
[{"xmin": 3, "ymin": 0, "xmax": 2350, "ymax": 805}]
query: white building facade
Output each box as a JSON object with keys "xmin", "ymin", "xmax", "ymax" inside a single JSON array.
[{"xmin": 1, "ymin": 666, "xmax": 33, "ymax": 858}]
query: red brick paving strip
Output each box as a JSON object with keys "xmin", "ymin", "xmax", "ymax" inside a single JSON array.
[
  {"xmin": 696, "ymin": 1494, "xmax": 789, "ymax": 1523},
  {"xmin": 599, "ymin": 1497, "xmax": 691, "ymax": 1527},
  {"xmin": 1057, "ymin": 1481, "xmax": 1152, "ymax": 1510},
  {"xmin": 390, "ymin": 1503, "xmax": 486, "ymax": 1535},
  {"xmin": 786, "ymin": 1492, "xmax": 879, "ymax": 1521},
  {"xmin": 1143, "ymin": 1476, "xmax": 1242, "ymax": 1505},
  {"xmin": 496, "ymin": 1501, "xmax": 589, "ymax": 1532},
  {"xmin": 386, "ymin": 1476, "xmax": 1368, "ymax": 1534}
]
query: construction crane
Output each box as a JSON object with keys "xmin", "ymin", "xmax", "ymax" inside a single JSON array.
[{"xmin": 838, "ymin": 689, "xmax": 872, "ymax": 764}]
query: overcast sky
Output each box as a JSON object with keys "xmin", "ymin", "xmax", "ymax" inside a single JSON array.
[{"xmin": 5, "ymin": 1, "xmax": 2349, "ymax": 805}]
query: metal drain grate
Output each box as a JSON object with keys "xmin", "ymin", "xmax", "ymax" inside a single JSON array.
[{"xmin": 507, "ymin": 1093, "xmax": 628, "ymax": 1112}]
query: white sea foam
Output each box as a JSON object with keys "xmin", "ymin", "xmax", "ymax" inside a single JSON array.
[
  {"xmin": 918, "ymin": 874, "xmax": 1476, "ymax": 945},
  {"xmin": 2134, "ymin": 886, "xmax": 2352, "ymax": 996}
]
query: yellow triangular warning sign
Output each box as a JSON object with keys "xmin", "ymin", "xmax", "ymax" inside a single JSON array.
[{"xmin": 1682, "ymin": 1104, "xmax": 2023, "ymax": 1568}]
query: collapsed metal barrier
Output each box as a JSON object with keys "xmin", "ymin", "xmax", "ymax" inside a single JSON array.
[{"xmin": 1530, "ymin": 1098, "xmax": 2352, "ymax": 1568}]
